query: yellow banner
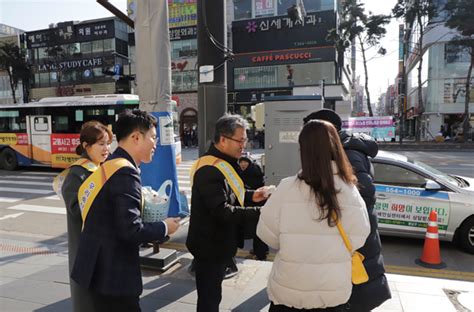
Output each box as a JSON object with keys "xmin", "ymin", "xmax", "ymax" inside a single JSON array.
[
  {"xmin": 52, "ymin": 153, "xmax": 81, "ymax": 168},
  {"xmin": 78, "ymin": 158, "xmax": 134, "ymax": 226},
  {"xmin": 0, "ymin": 133, "xmax": 18, "ymax": 145},
  {"xmin": 52, "ymin": 158, "xmax": 98, "ymax": 197},
  {"xmin": 190, "ymin": 155, "xmax": 245, "ymax": 206}
]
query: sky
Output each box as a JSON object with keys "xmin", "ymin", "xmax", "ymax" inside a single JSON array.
[{"xmin": 0, "ymin": 0, "xmax": 400, "ymax": 102}]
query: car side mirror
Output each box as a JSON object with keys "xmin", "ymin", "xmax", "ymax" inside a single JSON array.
[{"xmin": 425, "ymin": 180, "xmax": 441, "ymax": 191}]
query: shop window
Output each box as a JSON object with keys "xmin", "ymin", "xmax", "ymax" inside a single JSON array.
[
  {"xmin": 39, "ymin": 72, "xmax": 50, "ymax": 87},
  {"xmin": 81, "ymin": 42, "xmax": 92, "ymax": 54},
  {"xmin": 38, "ymin": 47, "xmax": 48, "ymax": 60},
  {"xmin": 103, "ymin": 38, "xmax": 114, "ymax": 52},
  {"xmin": 234, "ymin": 62, "xmax": 335, "ymax": 90},
  {"xmin": 255, "ymin": 0, "xmax": 275, "ymax": 18},
  {"xmin": 277, "ymin": 0, "xmax": 333, "ymax": 15},
  {"xmin": 92, "ymin": 40, "xmax": 104, "ymax": 53},
  {"xmin": 234, "ymin": 0, "xmax": 252, "ymax": 20}
]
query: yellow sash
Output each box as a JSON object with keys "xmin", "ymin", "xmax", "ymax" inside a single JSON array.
[
  {"xmin": 52, "ymin": 158, "xmax": 98, "ymax": 198},
  {"xmin": 190, "ymin": 155, "xmax": 245, "ymax": 206},
  {"xmin": 78, "ymin": 158, "xmax": 134, "ymax": 225}
]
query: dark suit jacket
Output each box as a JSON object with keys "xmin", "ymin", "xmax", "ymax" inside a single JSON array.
[
  {"xmin": 71, "ymin": 147, "xmax": 166, "ymax": 297},
  {"xmin": 186, "ymin": 144, "xmax": 259, "ymax": 261}
]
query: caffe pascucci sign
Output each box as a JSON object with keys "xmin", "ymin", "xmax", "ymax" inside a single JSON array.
[{"xmin": 38, "ymin": 57, "xmax": 103, "ymax": 72}]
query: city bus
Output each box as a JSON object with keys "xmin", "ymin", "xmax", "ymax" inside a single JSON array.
[{"xmin": 0, "ymin": 94, "xmax": 181, "ymax": 170}]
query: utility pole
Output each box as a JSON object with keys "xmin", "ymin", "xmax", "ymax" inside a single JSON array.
[{"xmin": 197, "ymin": 0, "xmax": 227, "ymax": 156}]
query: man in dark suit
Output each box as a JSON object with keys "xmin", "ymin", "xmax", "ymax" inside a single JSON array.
[
  {"xmin": 186, "ymin": 114, "xmax": 268, "ymax": 312},
  {"xmin": 71, "ymin": 110, "xmax": 180, "ymax": 312}
]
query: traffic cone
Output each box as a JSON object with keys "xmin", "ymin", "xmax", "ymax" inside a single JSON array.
[{"xmin": 415, "ymin": 211, "xmax": 446, "ymax": 269}]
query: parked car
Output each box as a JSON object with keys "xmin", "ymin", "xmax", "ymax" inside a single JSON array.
[{"xmin": 372, "ymin": 151, "xmax": 474, "ymax": 254}]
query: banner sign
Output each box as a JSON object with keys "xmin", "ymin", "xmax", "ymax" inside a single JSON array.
[
  {"xmin": 232, "ymin": 10, "xmax": 336, "ymax": 53},
  {"xmin": 51, "ymin": 133, "xmax": 80, "ymax": 167},
  {"xmin": 169, "ymin": 0, "xmax": 197, "ymax": 28},
  {"xmin": 342, "ymin": 116, "xmax": 395, "ymax": 140},
  {"xmin": 0, "ymin": 133, "xmax": 28, "ymax": 145},
  {"xmin": 375, "ymin": 185, "xmax": 450, "ymax": 231}
]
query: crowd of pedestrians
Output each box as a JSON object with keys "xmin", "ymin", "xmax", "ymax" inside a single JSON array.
[{"xmin": 57, "ymin": 108, "xmax": 390, "ymax": 312}]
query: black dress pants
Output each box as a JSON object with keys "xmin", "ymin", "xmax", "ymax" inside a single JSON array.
[
  {"xmin": 91, "ymin": 291, "xmax": 141, "ymax": 312},
  {"xmin": 194, "ymin": 258, "xmax": 227, "ymax": 312}
]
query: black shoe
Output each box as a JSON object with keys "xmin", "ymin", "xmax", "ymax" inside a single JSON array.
[{"xmin": 224, "ymin": 265, "xmax": 238, "ymax": 279}]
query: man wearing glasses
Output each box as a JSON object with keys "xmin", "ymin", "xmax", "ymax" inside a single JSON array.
[{"xmin": 187, "ymin": 114, "xmax": 268, "ymax": 312}]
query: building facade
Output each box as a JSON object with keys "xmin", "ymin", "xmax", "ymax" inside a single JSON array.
[
  {"xmin": 26, "ymin": 17, "xmax": 131, "ymax": 100},
  {"xmin": 227, "ymin": 0, "xmax": 352, "ymax": 118},
  {"xmin": 0, "ymin": 24, "xmax": 26, "ymax": 105},
  {"xmin": 403, "ymin": 0, "xmax": 473, "ymax": 140}
]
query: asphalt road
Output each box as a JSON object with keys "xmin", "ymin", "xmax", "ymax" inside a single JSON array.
[{"xmin": 1, "ymin": 148, "xmax": 473, "ymax": 281}]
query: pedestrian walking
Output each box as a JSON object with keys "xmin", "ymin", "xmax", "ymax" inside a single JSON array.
[
  {"xmin": 304, "ymin": 109, "xmax": 392, "ymax": 311},
  {"xmin": 60, "ymin": 121, "xmax": 112, "ymax": 312},
  {"xmin": 71, "ymin": 110, "xmax": 180, "ymax": 312},
  {"xmin": 186, "ymin": 114, "xmax": 268, "ymax": 312},
  {"xmin": 257, "ymin": 120, "xmax": 370, "ymax": 311}
]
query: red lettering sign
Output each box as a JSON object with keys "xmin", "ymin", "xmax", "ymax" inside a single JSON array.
[{"xmin": 51, "ymin": 134, "xmax": 80, "ymax": 154}]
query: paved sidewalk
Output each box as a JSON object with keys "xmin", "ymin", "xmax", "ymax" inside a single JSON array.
[{"xmin": 1, "ymin": 236, "xmax": 473, "ymax": 312}]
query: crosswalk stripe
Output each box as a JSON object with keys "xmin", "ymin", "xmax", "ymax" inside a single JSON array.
[
  {"xmin": 0, "ymin": 180, "xmax": 53, "ymax": 186},
  {"xmin": 0, "ymin": 197, "xmax": 22, "ymax": 203},
  {"xmin": 44, "ymin": 195, "xmax": 61, "ymax": 201},
  {"xmin": 0, "ymin": 187, "xmax": 53, "ymax": 194},
  {"xmin": 8, "ymin": 204, "xmax": 65, "ymax": 215},
  {"xmin": 0, "ymin": 175, "xmax": 53, "ymax": 181},
  {"xmin": 18, "ymin": 172, "xmax": 58, "ymax": 176}
]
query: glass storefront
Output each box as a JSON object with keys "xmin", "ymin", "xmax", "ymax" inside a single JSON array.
[
  {"xmin": 424, "ymin": 43, "xmax": 474, "ymax": 114},
  {"xmin": 172, "ymin": 70, "xmax": 198, "ymax": 92},
  {"xmin": 234, "ymin": 61, "xmax": 335, "ymax": 89}
]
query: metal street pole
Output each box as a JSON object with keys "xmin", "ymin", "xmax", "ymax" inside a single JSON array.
[{"xmin": 197, "ymin": 0, "xmax": 227, "ymax": 156}]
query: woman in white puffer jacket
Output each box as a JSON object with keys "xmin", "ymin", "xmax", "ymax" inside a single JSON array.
[{"xmin": 257, "ymin": 120, "xmax": 370, "ymax": 312}]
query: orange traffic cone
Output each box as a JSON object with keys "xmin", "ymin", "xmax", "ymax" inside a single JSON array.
[{"xmin": 416, "ymin": 211, "xmax": 446, "ymax": 269}]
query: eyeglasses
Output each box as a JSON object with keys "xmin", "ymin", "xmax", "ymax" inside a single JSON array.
[{"xmin": 223, "ymin": 135, "xmax": 248, "ymax": 145}]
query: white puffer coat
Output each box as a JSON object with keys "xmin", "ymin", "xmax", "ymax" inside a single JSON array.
[{"xmin": 257, "ymin": 168, "xmax": 370, "ymax": 309}]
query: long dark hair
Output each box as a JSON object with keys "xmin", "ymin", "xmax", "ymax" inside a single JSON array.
[
  {"xmin": 297, "ymin": 120, "xmax": 357, "ymax": 226},
  {"xmin": 76, "ymin": 121, "xmax": 113, "ymax": 156}
]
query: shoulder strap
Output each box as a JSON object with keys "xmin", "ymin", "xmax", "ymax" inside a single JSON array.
[
  {"xmin": 52, "ymin": 158, "xmax": 98, "ymax": 197},
  {"xmin": 78, "ymin": 158, "xmax": 134, "ymax": 226},
  {"xmin": 190, "ymin": 155, "xmax": 245, "ymax": 206},
  {"xmin": 332, "ymin": 212, "xmax": 353, "ymax": 253}
]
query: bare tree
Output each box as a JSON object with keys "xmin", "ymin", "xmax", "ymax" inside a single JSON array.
[
  {"xmin": 0, "ymin": 42, "xmax": 30, "ymax": 103},
  {"xmin": 328, "ymin": 0, "xmax": 390, "ymax": 116},
  {"xmin": 393, "ymin": 0, "xmax": 436, "ymax": 141}
]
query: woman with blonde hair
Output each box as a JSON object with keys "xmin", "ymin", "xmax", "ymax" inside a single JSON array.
[
  {"xmin": 61, "ymin": 121, "xmax": 112, "ymax": 311},
  {"xmin": 257, "ymin": 120, "xmax": 370, "ymax": 311}
]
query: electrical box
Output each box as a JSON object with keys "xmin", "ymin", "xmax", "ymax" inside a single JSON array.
[{"xmin": 264, "ymin": 95, "xmax": 323, "ymax": 186}]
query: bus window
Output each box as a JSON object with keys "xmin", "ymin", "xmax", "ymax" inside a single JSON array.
[
  {"xmin": 0, "ymin": 110, "xmax": 22, "ymax": 132},
  {"xmin": 75, "ymin": 110, "xmax": 84, "ymax": 122},
  {"xmin": 34, "ymin": 117, "xmax": 49, "ymax": 132},
  {"xmin": 53, "ymin": 116, "xmax": 69, "ymax": 133}
]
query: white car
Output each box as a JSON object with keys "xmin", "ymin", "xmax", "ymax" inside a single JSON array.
[{"xmin": 372, "ymin": 151, "xmax": 474, "ymax": 254}]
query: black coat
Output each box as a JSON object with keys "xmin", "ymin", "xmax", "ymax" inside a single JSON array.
[
  {"xmin": 62, "ymin": 163, "xmax": 95, "ymax": 312},
  {"xmin": 240, "ymin": 160, "xmax": 265, "ymax": 190},
  {"xmin": 339, "ymin": 131, "xmax": 391, "ymax": 311},
  {"xmin": 71, "ymin": 147, "xmax": 167, "ymax": 297},
  {"xmin": 186, "ymin": 145, "xmax": 259, "ymax": 261}
]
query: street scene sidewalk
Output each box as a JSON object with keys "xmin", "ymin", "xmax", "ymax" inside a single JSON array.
[{"xmin": 1, "ymin": 234, "xmax": 473, "ymax": 312}]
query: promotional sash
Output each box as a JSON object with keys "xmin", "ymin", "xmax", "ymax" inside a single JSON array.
[
  {"xmin": 190, "ymin": 155, "xmax": 245, "ymax": 206},
  {"xmin": 78, "ymin": 158, "xmax": 134, "ymax": 225},
  {"xmin": 52, "ymin": 158, "xmax": 98, "ymax": 198}
]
